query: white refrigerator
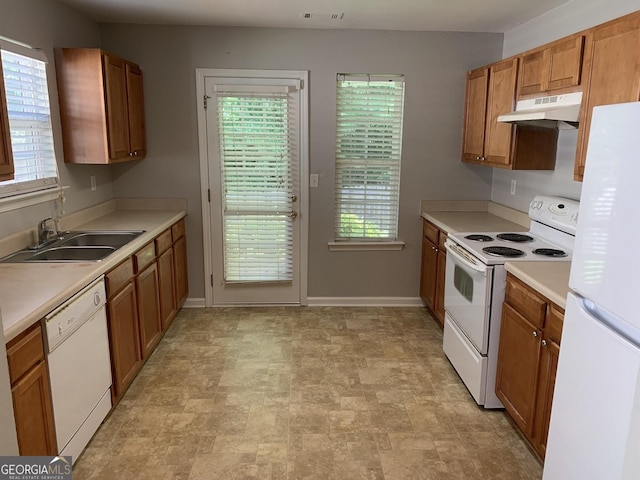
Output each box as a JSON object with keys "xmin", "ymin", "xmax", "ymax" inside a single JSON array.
[{"xmin": 543, "ymin": 102, "xmax": 640, "ymax": 479}]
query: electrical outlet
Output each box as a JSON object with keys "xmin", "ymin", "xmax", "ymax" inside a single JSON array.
[
  {"xmin": 510, "ymin": 179, "xmax": 516, "ymax": 195},
  {"xmin": 310, "ymin": 174, "xmax": 319, "ymax": 188},
  {"xmin": 90, "ymin": 175, "xmax": 96, "ymax": 191}
]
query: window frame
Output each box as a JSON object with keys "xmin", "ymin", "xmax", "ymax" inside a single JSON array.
[
  {"xmin": 0, "ymin": 37, "xmax": 61, "ymax": 211},
  {"xmin": 331, "ymin": 73, "xmax": 406, "ymax": 251}
]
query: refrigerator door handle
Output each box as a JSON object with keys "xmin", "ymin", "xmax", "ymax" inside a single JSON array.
[{"xmin": 580, "ymin": 295, "xmax": 640, "ymax": 350}]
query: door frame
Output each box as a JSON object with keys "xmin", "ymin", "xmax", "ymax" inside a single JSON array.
[{"xmin": 195, "ymin": 68, "xmax": 309, "ymax": 307}]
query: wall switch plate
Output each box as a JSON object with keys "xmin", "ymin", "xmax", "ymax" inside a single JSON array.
[
  {"xmin": 90, "ymin": 175, "xmax": 96, "ymax": 191},
  {"xmin": 310, "ymin": 173, "xmax": 319, "ymax": 188},
  {"xmin": 510, "ymin": 179, "xmax": 516, "ymax": 195}
]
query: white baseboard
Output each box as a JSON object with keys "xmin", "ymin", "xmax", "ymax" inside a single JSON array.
[
  {"xmin": 182, "ymin": 297, "xmax": 206, "ymax": 308},
  {"xmin": 181, "ymin": 297, "xmax": 424, "ymax": 308},
  {"xmin": 307, "ymin": 297, "xmax": 423, "ymax": 307}
]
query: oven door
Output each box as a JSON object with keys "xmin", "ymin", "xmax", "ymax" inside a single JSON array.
[{"xmin": 444, "ymin": 239, "xmax": 493, "ymax": 354}]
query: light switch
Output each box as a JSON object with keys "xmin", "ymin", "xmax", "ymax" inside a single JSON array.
[{"xmin": 310, "ymin": 174, "xmax": 319, "ymax": 188}]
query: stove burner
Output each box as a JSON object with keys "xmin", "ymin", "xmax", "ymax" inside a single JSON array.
[
  {"xmin": 497, "ymin": 233, "xmax": 534, "ymax": 243},
  {"xmin": 533, "ymin": 248, "xmax": 567, "ymax": 258},
  {"xmin": 483, "ymin": 246, "xmax": 526, "ymax": 258},
  {"xmin": 465, "ymin": 234, "xmax": 494, "ymax": 242}
]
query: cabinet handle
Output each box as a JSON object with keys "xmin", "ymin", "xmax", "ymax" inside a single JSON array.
[
  {"xmin": 128, "ymin": 152, "xmax": 134, "ymax": 157},
  {"xmin": 476, "ymin": 155, "xmax": 481, "ymax": 160},
  {"xmin": 541, "ymin": 339, "xmax": 547, "ymax": 346},
  {"xmin": 532, "ymin": 331, "xmax": 538, "ymax": 337},
  {"xmin": 480, "ymin": 156, "xmax": 486, "ymax": 162}
]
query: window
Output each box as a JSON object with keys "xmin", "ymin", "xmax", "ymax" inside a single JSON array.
[
  {"xmin": 0, "ymin": 41, "xmax": 58, "ymax": 199},
  {"xmin": 334, "ymin": 74, "xmax": 405, "ymax": 243}
]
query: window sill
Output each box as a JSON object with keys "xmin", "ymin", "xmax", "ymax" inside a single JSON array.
[
  {"xmin": 328, "ymin": 241, "xmax": 405, "ymax": 252},
  {"xmin": 0, "ymin": 187, "xmax": 66, "ymax": 214}
]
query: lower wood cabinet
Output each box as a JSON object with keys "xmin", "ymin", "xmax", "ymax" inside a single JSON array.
[
  {"xmin": 136, "ymin": 262, "xmax": 162, "ymax": 359},
  {"xmin": 496, "ymin": 273, "xmax": 564, "ymax": 459},
  {"xmin": 419, "ymin": 219, "xmax": 447, "ymax": 328},
  {"xmin": 173, "ymin": 221, "xmax": 188, "ymax": 308},
  {"xmin": 105, "ymin": 218, "xmax": 187, "ymax": 403},
  {"xmin": 106, "ymin": 277, "xmax": 142, "ymax": 400},
  {"xmin": 6, "ymin": 323, "xmax": 57, "ymax": 456}
]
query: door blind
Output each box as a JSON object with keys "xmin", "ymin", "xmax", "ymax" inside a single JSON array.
[
  {"xmin": 0, "ymin": 49, "xmax": 58, "ymax": 196},
  {"xmin": 334, "ymin": 74, "xmax": 405, "ymax": 240},
  {"xmin": 216, "ymin": 89, "xmax": 297, "ymax": 283}
]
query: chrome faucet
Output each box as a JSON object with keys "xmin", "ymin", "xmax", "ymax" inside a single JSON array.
[{"xmin": 31, "ymin": 217, "xmax": 58, "ymax": 250}]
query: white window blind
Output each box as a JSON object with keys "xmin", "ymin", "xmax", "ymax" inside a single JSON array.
[
  {"xmin": 216, "ymin": 86, "xmax": 298, "ymax": 283},
  {"xmin": 334, "ymin": 74, "xmax": 405, "ymax": 241},
  {"xmin": 0, "ymin": 46, "xmax": 58, "ymax": 198}
]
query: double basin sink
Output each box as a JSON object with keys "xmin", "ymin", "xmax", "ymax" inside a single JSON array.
[{"xmin": 0, "ymin": 231, "xmax": 145, "ymax": 263}]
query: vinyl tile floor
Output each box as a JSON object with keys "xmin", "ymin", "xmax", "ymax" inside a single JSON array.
[{"xmin": 73, "ymin": 307, "xmax": 542, "ymax": 480}]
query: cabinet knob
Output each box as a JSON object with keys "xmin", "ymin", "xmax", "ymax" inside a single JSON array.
[
  {"xmin": 480, "ymin": 156, "xmax": 486, "ymax": 162},
  {"xmin": 128, "ymin": 152, "xmax": 134, "ymax": 156},
  {"xmin": 532, "ymin": 331, "xmax": 538, "ymax": 337},
  {"xmin": 541, "ymin": 339, "xmax": 547, "ymax": 346},
  {"xmin": 476, "ymin": 155, "xmax": 481, "ymax": 160}
]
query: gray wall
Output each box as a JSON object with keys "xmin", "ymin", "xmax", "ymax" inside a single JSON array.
[
  {"xmin": 100, "ymin": 25, "xmax": 502, "ymax": 299},
  {"xmin": 492, "ymin": 0, "xmax": 640, "ymax": 211},
  {"xmin": 0, "ymin": 0, "xmax": 112, "ymax": 238}
]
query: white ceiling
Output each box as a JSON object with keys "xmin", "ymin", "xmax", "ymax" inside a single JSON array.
[{"xmin": 56, "ymin": 0, "xmax": 570, "ymax": 33}]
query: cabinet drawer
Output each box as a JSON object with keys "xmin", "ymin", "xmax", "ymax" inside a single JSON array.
[
  {"xmin": 505, "ymin": 275, "xmax": 546, "ymax": 329},
  {"xmin": 172, "ymin": 219, "xmax": 185, "ymax": 242},
  {"xmin": 134, "ymin": 242, "xmax": 156, "ymax": 273},
  {"xmin": 423, "ymin": 220, "xmax": 439, "ymax": 244},
  {"xmin": 545, "ymin": 304, "xmax": 564, "ymax": 344},
  {"xmin": 6, "ymin": 323, "xmax": 44, "ymax": 385},
  {"xmin": 106, "ymin": 257, "xmax": 134, "ymax": 298},
  {"xmin": 155, "ymin": 229, "xmax": 172, "ymax": 255}
]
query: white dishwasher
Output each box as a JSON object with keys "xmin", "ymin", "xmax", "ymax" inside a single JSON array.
[{"xmin": 45, "ymin": 277, "xmax": 112, "ymax": 463}]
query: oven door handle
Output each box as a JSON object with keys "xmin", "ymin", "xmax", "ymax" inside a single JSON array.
[{"xmin": 445, "ymin": 240, "xmax": 487, "ymax": 274}]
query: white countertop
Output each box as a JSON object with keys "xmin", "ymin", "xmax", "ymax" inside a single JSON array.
[
  {"xmin": 421, "ymin": 211, "xmax": 528, "ymax": 234},
  {"xmin": 505, "ymin": 261, "xmax": 571, "ymax": 309},
  {"xmin": 1, "ymin": 208, "xmax": 186, "ymax": 343}
]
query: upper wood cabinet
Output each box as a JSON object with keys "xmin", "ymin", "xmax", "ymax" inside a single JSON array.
[
  {"xmin": 574, "ymin": 11, "xmax": 640, "ymax": 180},
  {"xmin": 0, "ymin": 59, "xmax": 14, "ymax": 182},
  {"xmin": 55, "ymin": 48, "xmax": 147, "ymax": 164},
  {"xmin": 462, "ymin": 58, "xmax": 557, "ymax": 171},
  {"xmin": 518, "ymin": 35, "xmax": 585, "ymax": 97}
]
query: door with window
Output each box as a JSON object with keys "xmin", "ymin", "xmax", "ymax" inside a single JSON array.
[{"xmin": 202, "ymin": 71, "xmax": 307, "ymax": 305}]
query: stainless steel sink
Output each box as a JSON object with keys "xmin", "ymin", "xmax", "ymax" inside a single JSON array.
[
  {"xmin": 59, "ymin": 231, "xmax": 143, "ymax": 249},
  {"xmin": 27, "ymin": 246, "xmax": 116, "ymax": 262},
  {"xmin": 0, "ymin": 230, "xmax": 145, "ymax": 263}
]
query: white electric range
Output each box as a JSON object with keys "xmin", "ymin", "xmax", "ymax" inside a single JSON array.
[{"xmin": 442, "ymin": 195, "xmax": 579, "ymax": 408}]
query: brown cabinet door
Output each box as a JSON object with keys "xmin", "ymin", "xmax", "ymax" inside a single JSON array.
[
  {"xmin": 461, "ymin": 67, "xmax": 488, "ymax": 162},
  {"xmin": 420, "ymin": 237, "xmax": 438, "ymax": 311},
  {"xmin": 136, "ymin": 263, "xmax": 162, "ymax": 359},
  {"xmin": 157, "ymin": 247, "xmax": 177, "ymax": 330},
  {"xmin": 575, "ymin": 13, "xmax": 640, "ymax": 179},
  {"xmin": 518, "ymin": 50, "xmax": 546, "ymax": 97},
  {"xmin": 107, "ymin": 281, "xmax": 142, "ymax": 400},
  {"xmin": 0, "ymin": 59, "xmax": 14, "ymax": 182},
  {"xmin": 495, "ymin": 303, "xmax": 542, "ymax": 436},
  {"xmin": 546, "ymin": 36, "xmax": 584, "ymax": 91},
  {"xmin": 484, "ymin": 58, "xmax": 518, "ymax": 167},
  {"xmin": 103, "ymin": 54, "xmax": 130, "ymax": 160},
  {"xmin": 434, "ymin": 250, "xmax": 446, "ymax": 328},
  {"xmin": 11, "ymin": 361, "xmax": 57, "ymax": 456},
  {"xmin": 126, "ymin": 63, "xmax": 146, "ymax": 159},
  {"xmin": 532, "ymin": 338, "xmax": 560, "ymax": 459},
  {"xmin": 173, "ymin": 235, "xmax": 189, "ymax": 308}
]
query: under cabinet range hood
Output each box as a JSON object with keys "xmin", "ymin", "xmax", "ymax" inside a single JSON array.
[{"xmin": 497, "ymin": 92, "xmax": 583, "ymax": 129}]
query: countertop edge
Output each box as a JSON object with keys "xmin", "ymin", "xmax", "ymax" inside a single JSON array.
[{"xmin": 2, "ymin": 209, "xmax": 186, "ymax": 343}]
